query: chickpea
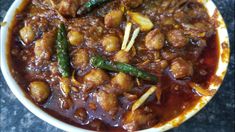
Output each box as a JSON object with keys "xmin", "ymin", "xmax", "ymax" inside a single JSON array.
[
  {"xmin": 71, "ymin": 49, "xmax": 89, "ymax": 69},
  {"xmin": 167, "ymin": 29, "xmax": 188, "ymax": 48},
  {"xmin": 68, "ymin": 30, "xmax": 84, "ymax": 46},
  {"xmin": 113, "ymin": 50, "xmax": 130, "ymax": 63},
  {"xmin": 34, "ymin": 31, "xmax": 55, "ymax": 61},
  {"xmin": 19, "ymin": 25, "xmax": 35, "ymax": 44},
  {"xmin": 84, "ymin": 69, "xmax": 109, "ymax": 86},
  {"xmin": 102, "ymin": 35, "xmax": 120, "ymax": 52},
  {"xmin": 58, "ymin": 0, "xmax": 78, "ymax": 17},
  {"xmin": 95, "ymin": 90, "xmax": 118, "ymax": 115},
  {"xmin": 145, "ymin": 29, "xmax": 165, "ymax": 50},
  {"xmin": 29, "ymin": 81, "xmax": 50, "ymax": 103},
  {"xmin": 111, "ymin": 72, "xmax": 133, "ymax": 92},
  {"xmin": 170, "ymin": 57, "xmax": 193, "ymax": 79},
  {"xmin": 105, "ymin": 10, "xmax": 123, "ymax": 28}
]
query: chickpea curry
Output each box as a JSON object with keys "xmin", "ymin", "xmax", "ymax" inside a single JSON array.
[{"xmin": 9, "ymin": 0, "xmax": 219, "ymax": 131}]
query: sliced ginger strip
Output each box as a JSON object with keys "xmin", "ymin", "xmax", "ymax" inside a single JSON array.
[
  {"xmin": 132, "ymin": 86, "xmax": 157, "ymax": 111},
  {"xmin": 121, "ymin": 22, "xmax": 132, "ymax": 50},
  {"xmin": 124, "ymin": 27, "xmax": 140, "ymax": 52},
  {"xmin": 189, "ymin": 82, "xmax": 216, "ymax": 96}
]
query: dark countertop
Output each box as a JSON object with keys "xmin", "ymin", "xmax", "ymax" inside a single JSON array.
[{"xmin": 0, "ymin": 0, "xmax": 234, "ymax": 132}]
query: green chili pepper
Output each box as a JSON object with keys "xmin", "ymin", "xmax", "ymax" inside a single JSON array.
[
  {"xmin": 77, "ymin": 0, "xmax": 110, "ymax": 15},
  {"xmin": 56, "ymin": 23, "xmax": 70, "ymax": 77},
  {"xmin": 91, "ymin": 56, "xmax": 157, "ymax": 82}
]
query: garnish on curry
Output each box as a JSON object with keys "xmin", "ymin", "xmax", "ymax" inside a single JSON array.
[{"xmin": 9, "ymin": 0, "xmax": 219, "ymax": 131}]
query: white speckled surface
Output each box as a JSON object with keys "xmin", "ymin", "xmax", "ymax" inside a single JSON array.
[{"xmin": 0, "ymin": 0, "xmax": 234, "ymax": 132}]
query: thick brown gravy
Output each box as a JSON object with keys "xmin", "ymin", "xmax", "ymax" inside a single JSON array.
[{"xmin": 8, "ymin": 0, "xmax": 219, "ymax": 131}]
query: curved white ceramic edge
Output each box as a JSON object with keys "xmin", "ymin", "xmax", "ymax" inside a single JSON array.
[{"xmin": 0, "ymin": 0, "xmax": 230, "ymax": 132}]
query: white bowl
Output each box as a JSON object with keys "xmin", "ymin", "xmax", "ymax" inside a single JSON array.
[{"xmin": 0, "ymin": 0, "xmax": 230, "ymax": 131}]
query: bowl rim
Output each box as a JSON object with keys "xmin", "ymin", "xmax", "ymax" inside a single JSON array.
[{"xmin": 0, "ymin": 0, "xmax": 230, "ymax": 132}]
